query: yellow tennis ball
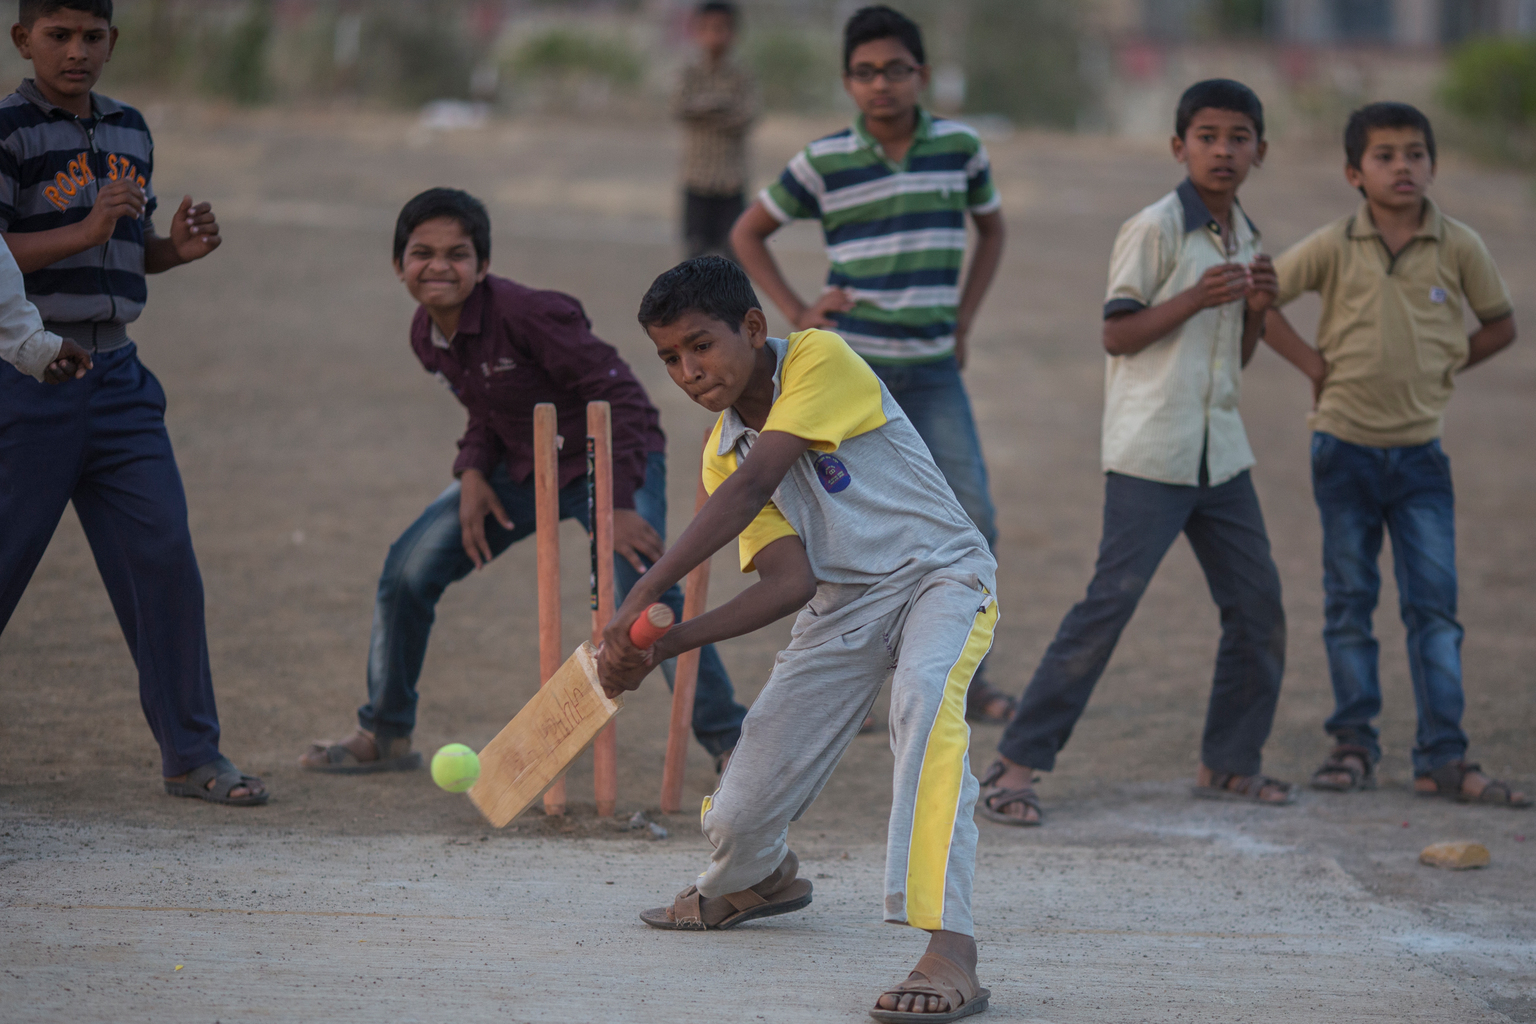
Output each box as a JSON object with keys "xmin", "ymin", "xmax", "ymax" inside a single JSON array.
[{"xmin": 431, "ymin": 743, "xmax": 480, "ymax": 793}]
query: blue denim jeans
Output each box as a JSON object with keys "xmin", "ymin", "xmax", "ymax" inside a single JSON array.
[
  {"xmin": 1311, "ymin": 432, "xmax": 1466, "ymax": 775},
  {"xmin": 997, "ymin": 470, "xmax": 1286, "ymax": 775},
  {"xmin": 357, "ymin": 451, "xmax": 747, "ymax": 756}
]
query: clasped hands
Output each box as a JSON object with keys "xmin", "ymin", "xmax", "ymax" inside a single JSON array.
[{"xmin": 1192, "ymin": 254, "xmax": 1277, "ymax": 313}]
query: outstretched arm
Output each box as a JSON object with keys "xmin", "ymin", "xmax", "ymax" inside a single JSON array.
[
  {"xmin": 600, "ymin": 534, "xmax": 814, "ymax": 698},
  {"xmin": 598, "ymin": 429, "xmax": 813, "ymax": 690}
]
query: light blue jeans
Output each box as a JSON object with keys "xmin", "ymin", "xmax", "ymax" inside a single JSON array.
[
  {"xmin": 357, "ymin": 452, "xmax": 747, "ymax": 756},
  {"xmin": 1311, "ymin": 432, "xmax": 1466, "ymax": 775}
]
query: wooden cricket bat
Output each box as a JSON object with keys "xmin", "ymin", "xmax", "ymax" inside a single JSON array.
[{"xmin": 469, "ymin": 604, "xmax": 673, "ymax": 826}]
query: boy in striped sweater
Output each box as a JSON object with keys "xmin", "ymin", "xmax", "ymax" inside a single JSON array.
[
  {"xmin": 0, "ymin": 0, "xmax": 264, "ymax": 806},
  {"xmin": 731, "ymin": 5, "xmax": 1011, "ymax": 723}
]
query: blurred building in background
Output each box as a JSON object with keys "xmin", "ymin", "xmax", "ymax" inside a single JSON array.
[{"xmin": 0, "ymin": 0, "xmax": 1529, "ymax": 160}]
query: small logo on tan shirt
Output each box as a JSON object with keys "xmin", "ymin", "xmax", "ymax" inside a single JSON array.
[{"xmin": 1429, "ymin": 287, "xmax": 1447, "ymax": 304}]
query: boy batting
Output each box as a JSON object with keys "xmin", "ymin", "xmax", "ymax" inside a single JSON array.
[{"xmin": 601, "ymin": 256, "xmax": 995, "ymax": 1021}]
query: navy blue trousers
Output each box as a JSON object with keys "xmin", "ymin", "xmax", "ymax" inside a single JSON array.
[
  {"xmin": 997, "ymin": 470, "xmax": 1286, "ymax": 776},
  {"xmin": 0, "ymin": 345, "xmax": 220, "ymax": 777}
]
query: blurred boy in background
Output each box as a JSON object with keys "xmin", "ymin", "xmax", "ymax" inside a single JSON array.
[{"xmin": 674, "ymin": 1, "xmax": 757, "ymax": 261}]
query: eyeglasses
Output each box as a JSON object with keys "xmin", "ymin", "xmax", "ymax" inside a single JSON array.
[{"xmin": 846, "ymin": 61, "xmax": 918, "ymax": 84}]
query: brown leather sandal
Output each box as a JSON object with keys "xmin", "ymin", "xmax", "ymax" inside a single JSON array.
[
  {"xmin": 300, "ymin": 729, "xmax": 421, "ymax": 774},
  {"xmin": 964, "ymin": 680, "xmax": 1015, "ymax": 724},
  {"xmin": 639, "ymin": 850, "xmax": 813, "ymax": 930},
  {"xmin": 1416, "ymin": 760, "xmax": 1532, "ymax": 808},
  {"xmin": 976, "ymin": 760, "xmax": 1041, "ymax": 826},
  {"xmin": 1191, "ymin": 772, "xmax": 1297, "ymax": 804},
  {"xmin": 870, "ymin": 952, "xmax": 990, "ymax": 1023},
  {"xmin": 1310, "ymin": 744, "xmax": 1377, "ymax": 792}
]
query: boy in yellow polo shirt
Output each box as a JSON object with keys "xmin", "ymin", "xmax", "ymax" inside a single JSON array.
[
  {"xmin": 1266, "ymin": 102, "xmax": 1528, "ymax": 808},
  {"xmin": 599, "ymin": 256, "xmax": 996, "ymax": 1021}
]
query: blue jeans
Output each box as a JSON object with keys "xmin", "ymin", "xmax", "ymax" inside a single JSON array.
[
  {"xmin": 998, "ymin": 470, "xmax": 1286, "ymax": 775},
  {"xmin": 869, "ymin": 356, "xmax": 998, "ymax": 550},
  {"xmin": 0, "ymin": 345, "xmax": 222, "ymax": 778},
  {"xmin": 358, "ymin": 451, "xmax": 747, "ymax": 756},
  {"xmin": 1311, "ymin": 432, "xmax": 1466, "ymax": 775}
]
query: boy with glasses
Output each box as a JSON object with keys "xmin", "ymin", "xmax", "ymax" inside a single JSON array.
[{"xmin": 731, "ymin": 4, "xmax": 1012, "ymax": 723}]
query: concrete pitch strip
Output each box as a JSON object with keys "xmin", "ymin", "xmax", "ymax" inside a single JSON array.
[{"xmin": 3, "ymin": 813, "xmax": 1530, "ymax": 1023}]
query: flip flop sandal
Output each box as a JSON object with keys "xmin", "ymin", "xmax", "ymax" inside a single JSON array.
[
  {"xmin": 870, "ymin": 952, "xmax": 990, "ymax": 1023},
  {"xmin": 640, "ymin": 850, "xmax": 813, "ymax": 930},
  {"xmin": 1416, "ymin": 760, "xmax": 1533, "ymax": 808},
  {"xmin": 1310, "ymin": 744, "xmax": 1377, "ymax": 792},
  {"xmin": 1192, "ymin": 772, "xmax": 1297, "ymax": 805},
  {"xmin": 164, "ymin": 756, "xmax": 269, "ymax": 806},
  {"xmin": 301, "ymin": 734, "xmax": 421, "ymax": 774},
  {"xmin": 965, "ymin": 681, "xmax": 1016, "ymax": 724},
  {"xmin": 976, "ymin": 760, "xmax": 1041, "ymax": 826}
]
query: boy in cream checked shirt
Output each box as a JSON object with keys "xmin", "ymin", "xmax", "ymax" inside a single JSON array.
[{"xmin": 979, "ymin": 80, "xmax": 1296, "ymax": 827}]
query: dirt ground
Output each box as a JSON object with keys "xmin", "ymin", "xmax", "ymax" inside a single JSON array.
[{"xmin": 2, "ymin": 103, "xmax": 1534, "ymax": 1021}]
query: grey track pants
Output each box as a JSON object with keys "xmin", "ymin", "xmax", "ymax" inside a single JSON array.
[{"xmin": 695, "ymin": 567, "xmax": 997, "ymax": 936}]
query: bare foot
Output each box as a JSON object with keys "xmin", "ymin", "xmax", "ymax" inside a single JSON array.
[
  {"xmin": 1196, "ymin": 764, "xmax": 1293, "ymax": 803},
  {"xmin": 983, "ymin": 756, "xmax": 1041, "ymax": 824},
  {"xmin": 875, "ymin": 930, "xmax": 979, "ymax": 1015}
]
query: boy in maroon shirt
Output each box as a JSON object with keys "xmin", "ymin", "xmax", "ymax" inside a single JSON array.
[{"xmin": 301, "ymin": 189, "xmax": 746, "ymax": 772}]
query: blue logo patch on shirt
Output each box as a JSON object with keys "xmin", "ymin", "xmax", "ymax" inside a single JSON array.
[
  {"xmin": 1429, "ymin": 286, "xmax": 1447, "ymax": 304},
  {"xmin": 813, "ymin": 452, "xmax": 851, "ymax": 493}
]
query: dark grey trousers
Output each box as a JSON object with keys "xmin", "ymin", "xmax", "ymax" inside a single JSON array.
[{"xmin": 997, "ymin": 470, "xmax": 1285, "ymax": 776}]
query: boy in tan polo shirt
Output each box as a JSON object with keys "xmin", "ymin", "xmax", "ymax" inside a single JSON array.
[{"xmin": 1266, "ymin": 102, "xmax": 1529, "ymax": 808}]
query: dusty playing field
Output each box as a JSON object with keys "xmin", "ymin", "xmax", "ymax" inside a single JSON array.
[{"xmin": 2, "ymin": 103, "xmax": 1533, "ymax": 1022}]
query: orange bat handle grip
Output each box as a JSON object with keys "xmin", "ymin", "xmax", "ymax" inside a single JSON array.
[{"xmin": 629, "ymin": 603, "xmax": 673, "ymax": 647}]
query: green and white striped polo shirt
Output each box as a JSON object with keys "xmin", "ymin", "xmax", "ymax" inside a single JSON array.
[{"xmin": 761, "ymin": 107, "xmax": 999, "ymax": 364}]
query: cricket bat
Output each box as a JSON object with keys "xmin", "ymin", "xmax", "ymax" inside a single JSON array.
[{"xmin": 469, "ymin": 603, "xmax": 674, "ymax": 826}]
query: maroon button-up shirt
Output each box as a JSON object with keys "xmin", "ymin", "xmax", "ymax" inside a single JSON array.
[{"xmin": 410, "ymin": 275, "xmax": 665, "ymax": 509}]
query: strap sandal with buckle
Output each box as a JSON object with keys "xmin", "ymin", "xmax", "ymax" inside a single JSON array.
[
  {"xmin": 1310, "ymin": 744, "xmax": 1377, "ymax": 792},
  {"xmin": 976, "ymin": 759, "xmax": 1041, "ymax": 826},
  {"xmin": 964, "ymin": 680, "xmax": 1016, "ymax": 724},
  {"xmin": 640, "ymin": 850, "xmax": 813, "ymax": 930},
  {"xmin": 1416, "ymin": 760, "xmax": 1532, "ymax": 808},
  {"xmin": 1191, "ymin": 771, "xmax": 1297, "ymax": 805},
  {"xmin": 163, "ymin": 756, "xmax": 269, "ymax": 806},
  {"xmin": 870, "ymin": 952, "xmax": 990, "ymax": 1023}
]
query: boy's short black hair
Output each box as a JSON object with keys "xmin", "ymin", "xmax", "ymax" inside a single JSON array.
[
  {"xmin": 19, "ymin": 0, "xmax": 112, "ymax": 26},
  {"xmin": 695, "ymin": 1, "xmax": 737, "ymax": 24},
  {"xmin": 1345, "ymin": 101, "xmax": 1436, "ymax": 170},
  {"xmin": 393, "ymin": 188, "xmax": 491, "ymax": 267},
  {"xmin": 843, "ymin": 5, "xmax": 924, "ymax": 72},
  {"xmin": 1175, "ymin": 79, "xmax": 1264, "ymax": 140},
  {"xmin": 637, "ymin": 256, "xmax": 762, "ymax": 333}
]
